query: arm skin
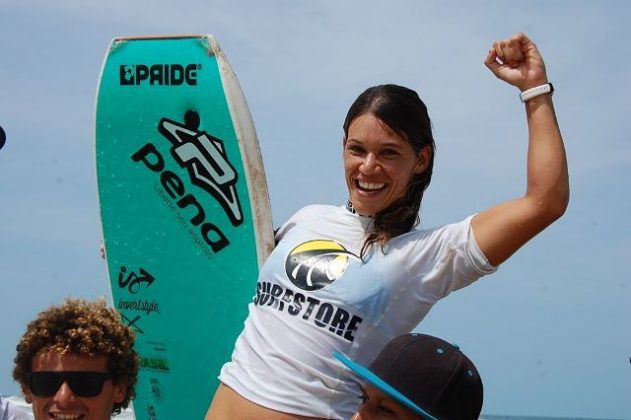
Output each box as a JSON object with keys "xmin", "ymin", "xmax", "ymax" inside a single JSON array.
[{"xmin": 471, "ymin": 32, "xmax": 569, "ymax": 266}]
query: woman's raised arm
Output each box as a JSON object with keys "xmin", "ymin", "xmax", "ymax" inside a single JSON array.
[{"xmin": 471, "ymin": 32, "xmax": 569, "ymax": 266}]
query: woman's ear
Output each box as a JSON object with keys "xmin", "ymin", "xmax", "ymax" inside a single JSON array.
[{"xmin": 413, "ymin": 146, "xmax": 432, "ymax": 174}]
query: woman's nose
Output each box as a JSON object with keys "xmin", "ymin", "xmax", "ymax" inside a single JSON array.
[{"xmin": 359, "ymin": 153, "xmax": 380, "ymax": 174}]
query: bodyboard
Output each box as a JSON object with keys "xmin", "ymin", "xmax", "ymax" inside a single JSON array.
[{"xmin": 95, "ymin": 34, "xmax": 274, "ymax": 420}]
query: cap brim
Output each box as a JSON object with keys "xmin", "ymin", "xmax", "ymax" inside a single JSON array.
[{"xmin": 333, "ymin": 351, "xmax": 438, "ymax": 420}]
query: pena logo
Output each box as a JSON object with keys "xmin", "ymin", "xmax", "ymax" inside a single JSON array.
[
  {"xmin": 131, "ymin": 110, "xmax": 242, "ymax": 254},
  {"xmin": 285, "ymin": 240, "xmax": 359, "ymax": 291}
]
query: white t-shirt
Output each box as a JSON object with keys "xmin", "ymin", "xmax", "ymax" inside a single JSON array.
[
  {"xmin": 219, "ymin": 204, "xmax": 496, "ymax": 418},
  {"xmin": 0, "ymin": 396, "xmax": 34, "ymax": 420}
]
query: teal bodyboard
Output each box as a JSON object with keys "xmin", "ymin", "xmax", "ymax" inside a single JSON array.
[{"xmin": 95, "ymin": 35, "xmax": 274, "ymax": 420}]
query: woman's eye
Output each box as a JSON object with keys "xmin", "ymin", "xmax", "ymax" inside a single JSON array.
[
  {"xmin": 347, "ymin": 145, "xmax": 364, "ymax": 155},
  {"xmin": 382, "ymin": 149, "xmax": 399, "ymax": 157}
]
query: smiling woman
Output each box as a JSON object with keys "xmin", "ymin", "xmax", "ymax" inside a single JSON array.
[
  {"xmin": 206, "ymin": 32, "xmax": 569, "ymax": 419},
  {"xmin": 344, "ymin": 114, "xmax": 429, "ymax": 216},
  {"xmin": 342, "ymin": 85, "xmax": 435, "ymax": 258}
]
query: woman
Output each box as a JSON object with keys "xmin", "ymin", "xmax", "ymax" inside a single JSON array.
[{"xmin": 206, "ymin": 32, "xmax": 568, "ymax": 419}]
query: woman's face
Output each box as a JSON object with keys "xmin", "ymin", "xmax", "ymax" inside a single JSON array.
[{"xmin": 344, "ymin": 114, "xmax": 429, "ymax": 216}]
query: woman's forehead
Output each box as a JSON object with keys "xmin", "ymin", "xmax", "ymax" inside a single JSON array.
[{"xmin": 347, "ymin": 115, "xmax": 408, "ymax": 144}]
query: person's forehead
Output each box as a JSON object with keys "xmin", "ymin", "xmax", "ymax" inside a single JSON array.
[
  {"xmin": 347, "ymin": 115, "xmax": 410, "ymax": 147},
  {"xmin": 362, "ymin": 384, "xmax": 422, "ymax": 417},
  {"xmin": 31, "ymin": 351, "xmax": 109, "ymax": 372},
  {"xmin": 362, "ymin": 384, "xmax": 400, "ymax": 404}
]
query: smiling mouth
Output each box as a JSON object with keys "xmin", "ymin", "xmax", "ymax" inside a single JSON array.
[
  {"xmin": 50, "ymin": 413, "xmax": 85, "ymax": 419},
  {"xmin": 356, "ymin": 180, "xmax": 386, "ymax": 192}
]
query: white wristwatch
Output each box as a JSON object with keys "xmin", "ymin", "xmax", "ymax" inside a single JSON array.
[{"xmin": 519, "ymin": 83, "xmax": 554, "ymax": 102}]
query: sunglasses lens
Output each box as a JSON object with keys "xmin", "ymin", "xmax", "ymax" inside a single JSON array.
[
  {"xmin": 28, "ymin": 372, "xmax": 111, "ymax": 398},
  {"xmin": 67, "ymin": 372, "xmax": 109, "ymax": 397},
  {"xmin": 29, "ymin": 372, "xmax": 62, "ymax": 397}
]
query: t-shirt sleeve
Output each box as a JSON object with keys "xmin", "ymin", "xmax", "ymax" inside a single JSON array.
[{"xmin": 408, "ymin": 215, "xmax": 497, "ymax": 300}]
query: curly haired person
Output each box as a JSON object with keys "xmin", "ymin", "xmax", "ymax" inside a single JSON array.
[{"xmin": 13, "ymin": 298, "xmax": 139, "ymax": 420}]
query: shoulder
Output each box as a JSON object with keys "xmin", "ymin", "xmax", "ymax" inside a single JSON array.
[
  {"xmin": 392, "ymin": 215, "xmax": 476, "ymax": 253},
  {"xmin": 433, "ymin": 215, "xmax": 474, "ymax": 237},
  {"xmin": 0, "ymin": 396, "xmax": 34, "ymax": 419}
]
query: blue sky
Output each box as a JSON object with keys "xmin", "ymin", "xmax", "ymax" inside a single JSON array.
[{"xmin": 1, "ymin": 1, "xmax": 629, "ymax": 418}]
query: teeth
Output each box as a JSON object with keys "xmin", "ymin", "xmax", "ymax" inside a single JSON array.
[
  {"xmin": 51, "ymin": 414, "xmax": 82, "ymax": 419},
  {"xmin": 358, "ymin": 180, "xmax": 385, "ymax": 191}
]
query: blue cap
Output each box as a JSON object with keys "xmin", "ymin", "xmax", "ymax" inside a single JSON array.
[{"xmin": 334, "ymin": 333, "xmax": 483, "ymax": 420}]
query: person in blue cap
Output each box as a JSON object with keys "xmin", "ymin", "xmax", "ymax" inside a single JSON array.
[{"xmin": 335, "ymin": 333, "xmax": 483, "ymax": 420}]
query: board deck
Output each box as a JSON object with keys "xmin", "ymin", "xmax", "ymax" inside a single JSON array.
[{"xmin": 95, "ymin": 34, "xmax": 273, "ymax": 420}]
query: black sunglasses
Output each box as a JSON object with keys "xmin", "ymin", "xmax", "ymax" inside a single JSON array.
[{"xmin": 25, "ymin": 371, "xmax": 114, "ymax": 398}]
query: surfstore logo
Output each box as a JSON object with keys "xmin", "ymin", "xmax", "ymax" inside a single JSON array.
[
  {"xmin": 285, "ymin": 240, "xmax": 359, "ymax": 291},
  {"xmin": 131, "ymin": 114, "xmax": 242, "ymax": 253},
  {"xmin": 119, "ymin": 64, "xmax": 200, "ymax": 86}
]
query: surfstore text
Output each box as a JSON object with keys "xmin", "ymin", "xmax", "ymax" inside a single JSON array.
[
  {"xmin": 119, "ymin": 64, "xmax": 200, "ymax": 86},
  {"xmin": 254, "ymin": 281, "xmax": 363, "ymax": 343}
]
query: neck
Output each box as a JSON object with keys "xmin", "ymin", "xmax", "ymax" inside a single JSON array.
[{"xmin": 346, "ymin": 201, "xmax": 374, "ymax": 217}]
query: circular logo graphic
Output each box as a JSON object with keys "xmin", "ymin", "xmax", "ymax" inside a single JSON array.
[{"xmin": 285, "ymin": 240, "xmax": 357, "ymax": 291}]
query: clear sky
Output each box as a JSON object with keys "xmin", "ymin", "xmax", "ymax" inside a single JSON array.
[{"xmin": 1, "ymin": 1, "xmax": 629, "ymax": 418}]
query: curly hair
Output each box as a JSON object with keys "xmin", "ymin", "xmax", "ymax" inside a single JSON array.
[
  {"xmin": 13, "ymin": 298, "xmax": 138, "ymax": 415},
  {"xmin": 343, "ymin": 84, "xmax": 436, "ymax": 258}
]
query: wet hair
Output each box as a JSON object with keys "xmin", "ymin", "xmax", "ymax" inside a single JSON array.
[
  {"xmin": 13, "ymin": 298, "xmax": 139, "ymax": 415},
  {"xmin": 343, "ymin": 84, "xmax": 436, "ymax": 258}
]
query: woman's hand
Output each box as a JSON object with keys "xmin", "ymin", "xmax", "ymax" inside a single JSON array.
[{"xmin": 484, "ymin": 32, "xmax": 548, "ymax": 91}]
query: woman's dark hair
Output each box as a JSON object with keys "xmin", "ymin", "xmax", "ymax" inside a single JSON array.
[{"xmin": 343, "ymin": 84, "xmax": 435, "ymax": 258}]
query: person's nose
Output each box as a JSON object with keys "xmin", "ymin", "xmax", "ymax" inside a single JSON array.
[
  {"xmin": 354, "ymin": 405, "xmax": 371, "ymax": 420},
  {"xmin": 359, "ymin": 153, "xmax": 381, "ymax": 175},
  {"xmin": 53, "ymin": 381, "xmax": 77, "ymax": 407}
]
